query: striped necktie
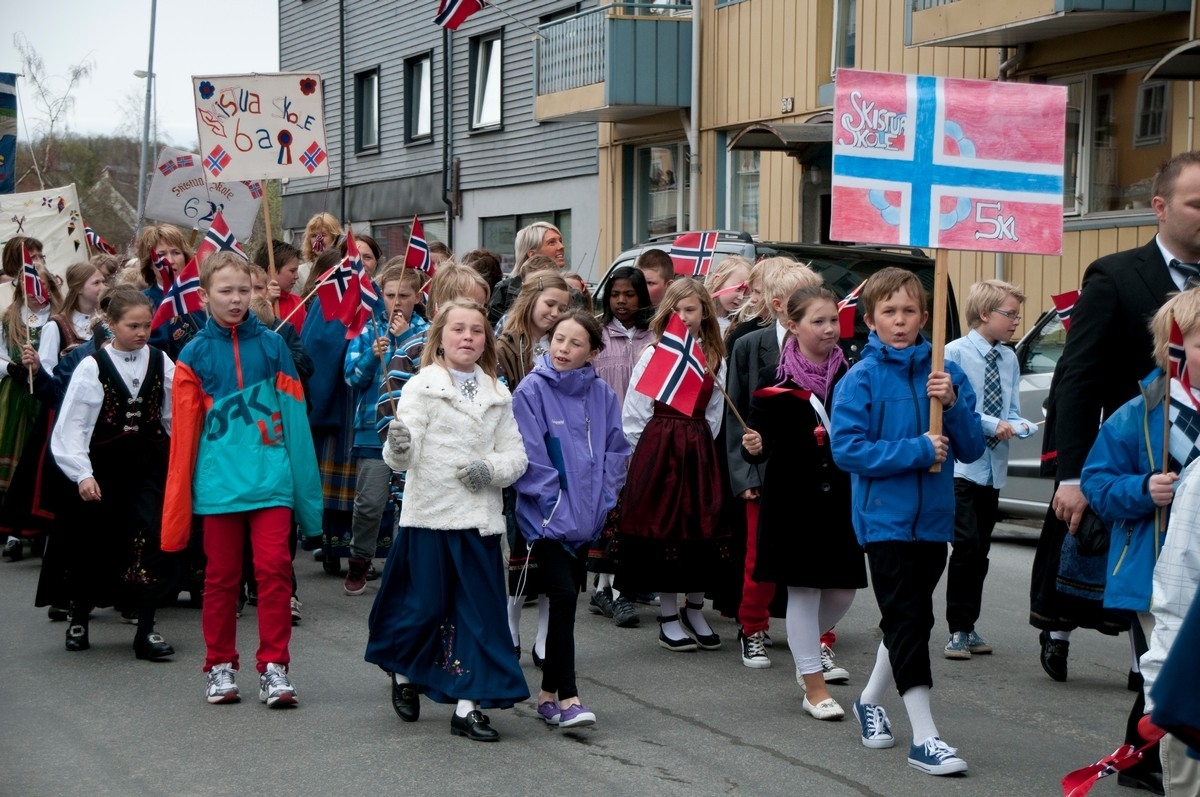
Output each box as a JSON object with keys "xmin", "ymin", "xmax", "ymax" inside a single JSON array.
[
  {"xmin": 1170, "ymin": 259, "xmax": 1200, "ymax": 289},
  {"xmin": 984, "ymin": 347, "xmax": 1002, "ymax": 449}
]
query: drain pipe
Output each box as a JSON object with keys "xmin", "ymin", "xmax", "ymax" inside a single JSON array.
[
  {"xmin": 442, "ymin": 27, "xmax": 454, "ymax": 249},
  {"xmin": 339, "ymin": 0, "xmax": 346, "ymax": 223},
  {"xmin": 687, "ymin": 1, "xmax": 700, "ymax": 228},
  {"xmin": 998, "ymin": 44, "xmax": 1026, "ymax": 81}
]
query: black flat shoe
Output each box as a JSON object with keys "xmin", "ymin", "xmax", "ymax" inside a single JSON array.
[
  {"xmin": 391, "ymin": 681, "xmax": 420, "ymax": 722},
  {"xmin": 531, "ymin": 649, "xmax": 544, "ymax": 668},
  {"xmin": 656, "ymin": 614, "xmax": 697, "ymax": 652},
  {"xmin": 1039, "ymin": 630, "xmax": 1069, "ymax": 682},
  {"xmin": 133, "ymin": 632, "xmax": 175, "ymax": 661},
  {"xmin": 451, "ymin": 709, "xmax": 499, "ymax": 741},
  {"xmin": 680, "ymin": 601, "xmax": 721, "ymax": 650},
  {"xmin": 1117, "ymin": 769, "xmax": 1164, "ymax": 795},
  {"xmin": 65, "ymin": 623, "xmax": 89, "ymax": 652}
]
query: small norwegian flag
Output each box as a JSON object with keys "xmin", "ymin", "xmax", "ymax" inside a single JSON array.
[
  {"xmin": 205, "ymin": 146, "xmax": 231, "ymax": 177},
  {"xmin": 435, "ymin": 0, "xmax": 486, "ymax": 30},
  {"xmin": 242, "ymin": 180, "xmax": 264, "ymax": 199},
  {"xmin": 633, "ymin": 313, "xmax": 709, "ymax": 416},
  {"xmin": 669, "ymin": 231, "xmax": 719, "ymax": 277},
  {"xmin": 301, "ymin": 142, "xmax": 327, "ymax": 173},
  {"xmin": 345, "ymin": 262, "xmax": 385, "ymax": 340},
  {"xmin": 84, "ymin": 224, "xmax": 117, "ymax": 255},
  {"xmin": 158, "ymin": 160, "xmax": 177, "ymax": 177},
  {"xmin": 195, "ymin": 210, "xmax": 248, "ymax": 264},
  {"xmin": 318, "ymin": 227, "xmax": 362, "ymax": 324},
  {"xmin": 838, "ymin": 279, "xmax": 867, "ymax": 339},
  {"xmin": 1169, "ymin": 316, "xmax": 1200, "ymax": 411},
  {"xmin": 405, "ymin": 216, "xmax": 433, "ymax": 274},
  {"xmin": 21, "ymin": 244, "xmax": 47, "ymax": 304},
  {"xmin": 152, "ymin": 253, "xmax": 176, "ymax": 293},
  {"xmin": 152, "ymin": 256, "xmax": 203, "ymax": 330},
  {"xmin": 177, "ymin": 154, "xmax": 195, "ymax": 168},
  {"xmin": 1052, "ymin": 290, "xmax": 1079, "ymax": 333}
]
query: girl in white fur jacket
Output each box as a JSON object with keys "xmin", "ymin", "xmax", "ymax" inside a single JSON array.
[{"xmin": 365, "ymin": 299, "xmax": 529, "ymax": 743}]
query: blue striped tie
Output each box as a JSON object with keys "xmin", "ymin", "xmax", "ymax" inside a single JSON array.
[{"xmin": 984, "ymin": 347, "xmax": 1002, "ymax": 449}]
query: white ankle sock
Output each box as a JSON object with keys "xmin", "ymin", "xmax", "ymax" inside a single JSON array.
[
  {"xmin": 392, "ymin": 672, "xmax": 409, "ymax": 685},
  {"xmin": 1050, "ymin": 630, "xmax": 1071, "ymax": 641},
  {"xmin": 455, "ymin": 699, "xmax": 477, "ymax": 717},
  {"xmin": 684, "ymin": 593, "xmax": 715, "ymax": 636},
  {"xmin": 901, "ymin": 685, "xmax": 938, "ymax": 744}
]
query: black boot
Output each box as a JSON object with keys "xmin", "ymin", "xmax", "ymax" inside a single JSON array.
[{"xmin": 65, "ymin": 611, "xmax": 90, "ymax": 652}]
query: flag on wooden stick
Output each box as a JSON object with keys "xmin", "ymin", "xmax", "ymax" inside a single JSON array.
[{"xmin": 632, "ymin": 313, "xmax": 708, "ymax": 416}]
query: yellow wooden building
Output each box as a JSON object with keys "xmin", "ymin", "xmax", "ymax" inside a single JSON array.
[{"xmin": 534, "ymin": 0, "xmax": 1194, "ymax": 329}]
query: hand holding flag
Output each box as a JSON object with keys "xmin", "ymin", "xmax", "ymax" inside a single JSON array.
[{"xmin": 152, "ymin": 256, "xmax": 203, "ymax": 330}]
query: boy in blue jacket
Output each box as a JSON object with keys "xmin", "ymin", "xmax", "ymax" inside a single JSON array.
[{"xmin": 831, "ymin": 267, "xmax": 984, "ymax": 777}]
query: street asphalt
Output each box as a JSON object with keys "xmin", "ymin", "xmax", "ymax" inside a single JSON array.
[{"xmin": 1, "ymin": 523, "xmax": 1140, "ymax": 797}]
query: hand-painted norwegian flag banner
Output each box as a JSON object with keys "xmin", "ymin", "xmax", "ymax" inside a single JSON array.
[
  {"xmin": 670, "ymin": 231, "xmax": 718, "ymax": 277},
  {"xmin": 145, "ymin": 146, "xmax": 263, "ymax": 240},
  {"xmin": 633, "ymin": 313, "xmax": 708, "ymax": 416},
  {"xmin": 192, "ymin": 73, "xmax": 328, "ymax": 181},
  {"xmin": 831, "ymin": 69, "xmax": 1067, "ymax": 256}
]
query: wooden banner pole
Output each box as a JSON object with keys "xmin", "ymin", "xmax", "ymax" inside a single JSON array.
[
  {"xmin": 928, "ymin": 248, "xmax": 949, "ymax": 473},
  {"xmin": 261, "ymin": 187, "xmax": 280, "ymax": 317}
]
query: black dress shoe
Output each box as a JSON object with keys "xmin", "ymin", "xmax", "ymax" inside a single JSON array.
[
  {"xmin": 1127, "ymin": 669, "xmax": 1145, "ymax": 693},
  {"xmin": 450, "ymin": 709, "xmax": 499, "ymax": 741},
  {"xmin": 1039, "ymin": 630, "xmax": 1069, "ymax": 682},
  {"xmin": 133, "ymin": 632, "xmax": 175, "ymax": 661},
  {"xmin": 531, "ymin": 649, "xmax": 544, "ymax": 668},
  {"xmin": 1117, "ymin": 769, "xmax": 1165, "ymax": 795},
  {"xmin": 391, "ymin": 681, "xmax": 420, "ymax": 722},
  {"xmin": 680, "ymin": 602, "xmax": 722, "ymax": 650},
  {"xmin": 65, "ymin": 623, "xmax": 89, "ymax": 652}
]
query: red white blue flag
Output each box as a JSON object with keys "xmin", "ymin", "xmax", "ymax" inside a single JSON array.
[
  {"xmin": 317, "ymin": 227, "xmax": 362, "ymax": 324},
  {"xmin": 205, "ymin": 145, "xmax": 232, "ymax": 178},
  {"xmin": 152, "ymin": 256, "xmax": 203, "ymax": 330},
  {"xmin": 405, "ymin": 216, "xmax": 433, "ymax": 274},
  {"xmin": 435, "ymin": 0, "xmax": 486, "ymax": 30},
  {"xmin": 669, "ymin": 231, "xmax": 719, "ymax": 277},
  {"xmin": 633, "ymin": 313, "xmax": 708, "ymax": 416},
  {"xmin": 152, "ymin": 253, "xmax": 175, "ymax": 293},
  {"xmin": 838, "ymin": 279, "xmax": 867, "ymax": 339},
  {"xmin": 301, "ymin": 142, "xmax": 327, "ymax": 173},
  {"xmin": 21, "ymin": 243, "xmax": 47, "ymax": 304},
  {"xmin": 1052, "ymin": 290, "xmax": 1079, "ymax": 333},
  {"xmin": 84, "ymin": 224, "xmax": 117, "ymax": 255},
  {"xmin": 831, "ymin": 69, "xmax": 1066, "ymax": 256},
  {"xmin": 195, "ymin": 209, "xmax": 247, "ymax": 264},
  {"xmin": 1168, "ymin": 317, "xmax": 1200, "ymax": 411}
]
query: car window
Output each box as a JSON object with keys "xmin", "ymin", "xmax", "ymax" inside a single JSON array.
[{"xmin": 1021, "ymin": 312, "xmax": 1066, "ymax": 375}]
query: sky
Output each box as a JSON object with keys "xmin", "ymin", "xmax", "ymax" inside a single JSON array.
[{"xmin": 4, "ymin": 0, "xmax": 280, "ymax": 150}]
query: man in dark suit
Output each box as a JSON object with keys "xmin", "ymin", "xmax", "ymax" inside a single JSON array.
[{"xmin": 1031, "ymin": 150, "xmax": 1200, "ymax": 795}]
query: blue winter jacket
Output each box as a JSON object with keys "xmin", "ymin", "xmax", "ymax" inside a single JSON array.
[
  {"xmin": 344, "ymin": 312, "xmax": 428, "ymax": 453},
  {"xmin": 512, "ymin": 355, "xmax": 630, "ymax": 546},
  {"xmin": 831, "ymin": 333, "xmax": 985, "ymax": 545},
  {"xmin": 1081, "ymin": 370, "xmax": 1177, "ymax": 613}
]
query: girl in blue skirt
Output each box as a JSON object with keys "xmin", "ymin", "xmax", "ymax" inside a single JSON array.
[{"xmin": 367, "ymin": 298, "xmax": 529, "ymax": 741}]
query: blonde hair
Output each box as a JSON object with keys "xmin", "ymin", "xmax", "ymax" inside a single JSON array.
[
  {"xmin": 58, "ymin": 262, "xmax": 102, "ymax": 316},
  {"xmin": 427, "ymin": 263, "xmax": 490, "ymax": 316},
  {"xmin": 1154, "ymin": 288, "xmax": 1200, "ymax": 371},
  {"xmin": 136, "ymin": 224, "xmax": 192, "ymax": 286},
  {"xmin": 501, "ymin": 269, "xmax": 571, "ymax": 367},
  {"xmin": 964, "ymin": 279, "xmax": 1026, "ymax": 329},
  {"xmin": 514, "ymin": 222, "xmax": 562, "ymax": 269},
  {"xmin": 421, "ymin": 299, "xmax": 498, "ymax": 380},
  {"xmin": 302, "ymin": 212, "xmax": 342, "ymax": 263},
  {"xmin": 651, "ymin": 278, "xmax": 726, "ymax": 369},
  {"xmin": 249, "ymin": 295, "xmax": 274, "ymax": 325},
  {"xmin": 200, "ymin": 251, "xmax": 253, "ymax": 290},
  {"xmin": 704, "ymin": 255, "xmax": 752, "ymax": 297},
  {"xmin": 759, "ymin": 258, "xmax": 820, "ymax": 312}
]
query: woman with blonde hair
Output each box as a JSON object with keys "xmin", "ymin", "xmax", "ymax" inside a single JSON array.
[
  {"xmin": 488, "ymin": 223, "xmax": 566, "ymax": 324},
  {"xmin": 136, "ymin": 223, "xmax": 204, "ymax": 359}
]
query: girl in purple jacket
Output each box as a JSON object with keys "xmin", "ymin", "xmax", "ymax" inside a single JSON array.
[{"xmin": 512, "ymin": 310, "xmax": 630, "ymax": 728}]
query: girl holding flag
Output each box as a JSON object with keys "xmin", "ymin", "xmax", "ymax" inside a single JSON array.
[
  {"xmin": 0, "ymin": 237, "xmax": 61, "ymax": 533},
  {"xmin": 614, "ymin": 278, "xmax": 730, "ymax": 652},
  {"xmin": 740, "ymin": 284, "xmax": 864, "ymax": 720},
  {"xmin": 137, "ymin": 224, "xmax": 206, "ymax": 360}
]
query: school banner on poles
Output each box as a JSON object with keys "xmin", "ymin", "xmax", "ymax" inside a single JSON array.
[
  {"xmin": 0, "ymin": 183, "xmax": 84, "ymax": 279},
  {"xmin": 144, "ymin": 146, "xmax": 263, "ymax": 240},
  {"xmin": 0, "ymin": 72, "xmax": 18, "ymax": 195},
  {"xmin": 192, "ymin": 72, "xmax": 329, "ymax": 181},
  {"xmin": 830, "ymin": 69, "xmax": 1067, "ymax": 256}
]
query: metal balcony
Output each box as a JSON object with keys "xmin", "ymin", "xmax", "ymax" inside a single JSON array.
[
  {"xmin": 907, "ymin": 0, "xmax": 1189, "ymax": 48},
  {"xmin": 535, "ymin": 3, "xmax": 692, "ymax": 122}
]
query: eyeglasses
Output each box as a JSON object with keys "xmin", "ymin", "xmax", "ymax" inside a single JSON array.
[{"xmin": 992, "ymin": 309, "xmax": 1021, "ymax": 321}]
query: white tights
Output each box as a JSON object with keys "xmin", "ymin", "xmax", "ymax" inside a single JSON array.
[
  {"xmin": 507, "ymin": 595, "xmax": 549, "ymax": 657},
  {"xmin": 785, "ymin": 587, "xmax": 856, "ymax": 674}
]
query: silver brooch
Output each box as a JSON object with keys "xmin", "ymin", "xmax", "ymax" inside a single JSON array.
[{"xmin": 460, "ymin": 378, "xmax": 478, "ymax": 402}]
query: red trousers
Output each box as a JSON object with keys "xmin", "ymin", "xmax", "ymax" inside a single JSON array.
[
  {"xmin": 738, "ymin": 501, "xmax": 775, "ymax": 634},
  {"xmin": 202, "ymin": 507, "xmax": 293, "ymax": 674}
]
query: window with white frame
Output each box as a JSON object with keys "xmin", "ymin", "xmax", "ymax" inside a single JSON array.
[
  {"xmin": 1135, "ymin": 82, "xmax": 1168, "ymax": 148},
  {"xmin": 406, "ymin": 54, "xmax": 432, "ymax": 141},
  {"xmin": 1055, "ymin": 66, "xmax": 1170, "ymax": 215},
  {"xmin": 355, "ymin": 69, "xmax": 379, "ymax": 152},
  {"xmin": 471, "ymin": 32, "xmax": 503, "ymax": 129},
  {"xmin": 635, "ymin": 142, "xmax": 690, "ymax": 240},
  {"xmin": 729, "ymin": 149, "xmax": 760, "ymax": 235},
  {"xmin": 832, "ymin": 0, "xmax": 857, "ymax": 74}
]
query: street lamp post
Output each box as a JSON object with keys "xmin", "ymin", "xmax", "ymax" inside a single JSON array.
[{"xmin": 135, "ymin": 0, "xmax": 158, "ymax": 226}]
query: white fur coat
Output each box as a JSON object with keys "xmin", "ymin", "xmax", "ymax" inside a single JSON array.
[{"xmin": 383, "ymin": 363, "xmax": 527, "ymax": 536}]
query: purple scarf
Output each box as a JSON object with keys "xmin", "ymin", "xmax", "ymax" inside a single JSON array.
[{"xmin": 775, "ymin": 337, "xmax": 846, "ymax": 400}]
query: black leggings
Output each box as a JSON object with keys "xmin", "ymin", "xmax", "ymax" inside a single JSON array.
[{"xmin": 534, "ymin": 539, "xmax": 588, "ymax": 701}]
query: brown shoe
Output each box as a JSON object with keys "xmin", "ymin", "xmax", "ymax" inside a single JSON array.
[{"xmin": 344, "ymin": 557, "xmax": 370, "ymax": 596}]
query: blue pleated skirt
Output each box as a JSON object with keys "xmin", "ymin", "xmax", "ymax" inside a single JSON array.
[{"xmin": 365, "ymin": 526, "xmax": 530, "ymax": 709}]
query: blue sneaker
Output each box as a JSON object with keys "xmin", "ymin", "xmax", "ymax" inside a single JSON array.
[
  {"xmin": 558, "ymin": 703, "xmax": 596, "ymax": 728},
  {"xmin": 852, "ymin": 698, "xmax": 894, "ymax": 749},
  {"xmin": 966, "ymin": 630, "xmax": 992, "ymax": 655},
  {"xmin": 908, "ymin": 736, "xmax": 968, "ymax": 776},
  {"xmin": 944, "ymin": 632, "xmax": 972, "ymax": 660}
]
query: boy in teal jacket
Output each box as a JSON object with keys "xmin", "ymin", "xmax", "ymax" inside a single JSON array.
[{"xmin": 162, "ymin": 252, "xmax": 321, "ymax": 709}]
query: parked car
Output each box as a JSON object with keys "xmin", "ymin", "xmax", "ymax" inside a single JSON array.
[
  {"xmin": 596, "ymin": 231, "xmax": 959, "ymax": 361},
  {"xmin": 998, "ymin": 307, "xmax": 1066, "ymax": 519}
]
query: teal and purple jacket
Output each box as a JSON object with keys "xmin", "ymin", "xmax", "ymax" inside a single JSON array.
[{"xmin": 162, "ymin": 313, "xmax": 322, "ymax": 550}]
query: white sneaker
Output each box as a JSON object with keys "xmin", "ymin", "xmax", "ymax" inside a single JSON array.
[
  {"xmin": 259, "ymin": 663, "xmax": 298, "ymax": 707},
  {"xmin": 206, "ymin": 663, "xmax": 240, "ymax": 704},
  {"xmin": 821, "ymin": 643, "xmax": 850, "ymax": 683}
]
